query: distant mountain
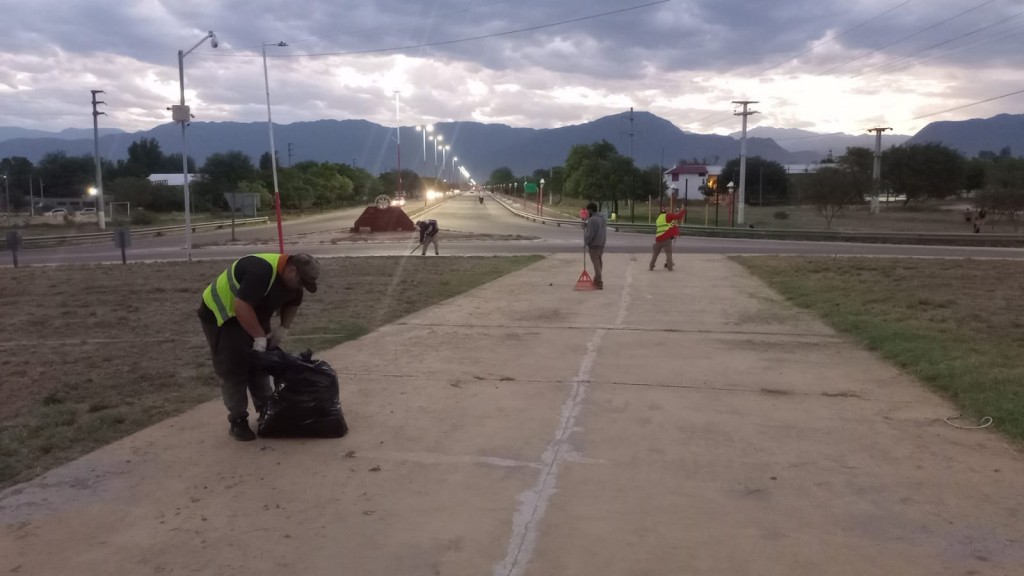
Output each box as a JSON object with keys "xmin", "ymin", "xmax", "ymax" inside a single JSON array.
[
  {"xmin": 0, "ymin": 126, "xmax": 125, "ymax": 143},
  {"xmin": 907, "ymin": 113, "xmax": 1024, "ymax": 158},
  {"xmin": 0, "ymin": 112, "xmax": 827, "ymax": 177},
  {"xmin": 731, "ymin": 126, "xmax": 911, "ymax": 158}
]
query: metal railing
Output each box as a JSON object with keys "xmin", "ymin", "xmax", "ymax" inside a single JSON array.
[
  {"xmin": 2, "ymin": 217, "xmax": 269, "ymax": 250},
  {"xmin": 490, "ymin": 194, "xmax": 1024, "ymax": 247}
]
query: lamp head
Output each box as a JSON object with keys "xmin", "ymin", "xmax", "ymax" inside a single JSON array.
[{"xmin": 209, "ymin": 31, "xmax": 219, "ymax": 48}]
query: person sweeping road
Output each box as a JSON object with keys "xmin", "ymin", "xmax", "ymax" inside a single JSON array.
[
  {"xmin": 197, "ymin": 252, "xmax": 321, "ymax": 441},
  {"xmin": 650, "ymin": 206, "xmax": 685, "ymax": 271},
  {"xmin": 416, "ymin": 219, "xmax": 440, "ymax": 255},
  {"xmin": 583, "ymin": 203, "xmax": 607, "ymax": 289}
]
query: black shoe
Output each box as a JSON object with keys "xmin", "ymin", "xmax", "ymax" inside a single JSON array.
[{"xmin": 229, "ymin": 420, "xmax": 256, "ymax": 441}]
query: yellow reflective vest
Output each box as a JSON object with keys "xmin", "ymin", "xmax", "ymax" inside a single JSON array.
[{"xmin": 202, "ymin": 253, "xmax": 282, "ymax": 326}]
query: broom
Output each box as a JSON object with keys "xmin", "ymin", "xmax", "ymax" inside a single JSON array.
[{"xmin": 574, "ymin": 234, "xmax": 595, "ymax": 291}]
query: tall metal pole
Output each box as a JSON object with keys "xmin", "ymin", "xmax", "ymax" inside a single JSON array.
[
  {"xmin": 869, "ymin": 126, "xmax": 892, "ymax": 214},
  {"xmin": 394, "ymin": 91, "xmax": 402, "ymax": 195},
  {"xmin": 177, "ymin": 50, "xmax": 192, "ymax": 260},
  {"xmin": 28, "ymin": 172, "xmax": 34, "ymax": 217},
  {"xmin": 263, "ymin": 42, "xmax": 286, "ymax": 254},
  {"xmin": 176, "ymin": 31, "xmax": 216, "ymax": 263},
  {"xmin": 91, "ymin": 90, "xmax": 107, "ymax": 229},
  {"xmin": 733, "ymin": 100, "xmax": 758, "ymax": 225},
  {"xmin": 2, "ymin": 174, "xmax": 8, "ymax": 215}
]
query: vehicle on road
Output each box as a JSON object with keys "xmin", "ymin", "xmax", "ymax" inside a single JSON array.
[
  {"xmin": 77, "ymin": 208, "xmax": 96, "ymax": 215},
  {"xmin": 391, "ymin": 194, "xmax": 407, "ymax": 207},
  {"xmin": 44, "ymin": 208, "xmax": 68, "ymax": 217}
]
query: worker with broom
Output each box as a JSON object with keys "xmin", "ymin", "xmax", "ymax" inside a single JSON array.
[
  {"xmin": 583, "ymin": 203, "xmax": 607, "ymax": 290},
  {"xmin": 416, "ymin": 219, "xmax": 440, "ymax": 255}
]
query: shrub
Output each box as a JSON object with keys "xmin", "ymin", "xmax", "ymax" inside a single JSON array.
[{"xmin": 131, "ymin": 210, "xmax": 156, "ymax": 226}]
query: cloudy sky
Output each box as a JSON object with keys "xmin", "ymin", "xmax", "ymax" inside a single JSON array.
[{"xmin": 2, "ymin": 0, "xmax": 1023, "ymax": 137}]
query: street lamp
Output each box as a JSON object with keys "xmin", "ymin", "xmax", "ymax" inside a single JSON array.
[
  {"xmin": 451, "ymin": 156, "xmax": 457, "ymax": 191},
  {"xmin": 416, "ymin": 124, "xmax": 433, "ymax": 165},
  {"xmin": 440, "ymin": 145, "xmax": 449, "ymax": 182},
  {"xmin": 262, "ymin": 41, "xmax": 288, "ymax": 254},
  {"xmin": 2, "ymin": 174, "xmax": 8, "ymax": 215},
  {"xmin": 393, "ymin": 91, "xmax": 402, "ymax": 197},
  {"xmin": 176, "ymin": 30, "xmax": 218, "ymax": 262},
  {"xmin": 727, "ymin": 181, "xmax": 736, "ymax": 227}
]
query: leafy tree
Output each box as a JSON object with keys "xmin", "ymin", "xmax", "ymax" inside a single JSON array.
[
  {"xmin": 488, "ymin": 167, "xmax": 515, "ymax": 185},
  {"xmin": 106, "ymin": 177, "xmax": 182, "ymax": 212},
  {"xmin": 202, "ymin": 151, "xmax": 257, "ymax": 191},
  {"xmin": 839, "ymin": 146, "xmax": 874, "ymax": 177},
  {"xmin": 963, "ymin": 158, "xmax": 987, "ymax": 194},
  {"xmin": 259, "ymin": 151, "xmax": 279, "ymax": 172},
  {"xmin": 0, "ymin": 156, "xmax": 34, "ymax": 209},
  {"xmin": 717, "ymin": 156, "xmax": 789, "ymax": 205},
  {"xmin": 118, "ymin": 138, "xmax": 165, "ymax": 178},
  {"xmin": 805, "ymin": 166, "xmax": 868, "ymax": 229},
  {"xmin": 882, "ymin": 143, "xmax": 965, "ymax": 205},
  {"xmin": 37, "ymin": 152, "xmax": 96, "ymax": 197},
  {"xmin": 976, "ymin": 157, "xmax": 1024, "ymax": 231}
]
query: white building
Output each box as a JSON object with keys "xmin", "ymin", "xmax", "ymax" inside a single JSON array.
[
  {"xmin": 147, "ymin": 173, "xmax": 203, "ymax": 186},
  {"xmin": 663, "ymin": 164, "xmax": 710, "ymax": 201}
]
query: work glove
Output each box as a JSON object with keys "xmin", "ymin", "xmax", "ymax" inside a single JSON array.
[
  {"xmin": 252, "ymin": 336, "xmax": 268, "ymax": 352},
  {"xmin": 268, "ymin": 326, "xmax": 289, "ymax": 349}
]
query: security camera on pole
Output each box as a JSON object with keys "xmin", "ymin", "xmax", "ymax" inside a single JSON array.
[
  {"xmin": 176, "ymin": 30, "xmax": 219, "ymax": 262},
  {"xmin": 732, "ymin": 100, "xmax": 758, "ymax": 226}
]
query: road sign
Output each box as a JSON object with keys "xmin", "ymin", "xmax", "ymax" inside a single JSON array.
[{"xmin": 524, "ymin": 182, "xmax": 538, "ymax": 195}]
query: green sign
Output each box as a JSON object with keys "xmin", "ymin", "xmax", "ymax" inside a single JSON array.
[{"xmin": 523, "ymin": 182, "xmax": 539, "ymax": 195}]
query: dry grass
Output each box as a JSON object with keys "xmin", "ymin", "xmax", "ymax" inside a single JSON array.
[
  {"xmin": 736, "ymin": 256, "xmax": 1024, "ymax": 442},
  {"xmin": 0, "ymin": 255, "xmax": 541, "ymax": 489}
]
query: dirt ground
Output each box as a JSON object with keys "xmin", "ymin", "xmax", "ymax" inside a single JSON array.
[{"xmin": 0, "ymin": 255, "xmax": 540, "ymax": 489}]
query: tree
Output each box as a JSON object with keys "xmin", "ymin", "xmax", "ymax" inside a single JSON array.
[
  {"xmin": 882, "ymin": 143, "xmax": 965, "ymax": 205},
  {"xmin": 0, "ymin": 156, "xmax": 34, "ymax": 209},
  {"xmin": 976, "ymin": 156, "xmax": 1024, "ymax": 231},
  {"xmin": 488, "ymin": 167, "xmax": 515, "ymax": 184},
  {"xmin": 963, "ymin": 158, "xmax": 987, "ymax": 194},
  {"xmin": 717, "ymin": 156, "xmax": 789, "ymax": 205},
  {"xmin": 839, "ymin": 146, "xmax": 874, "ymax": 177},
  {"xmin": 119, "ymin": 138, "xmax": 165, "ymax": 178},
  {"xmin": 202, "ymin": 151, "xmax": 256, "ymax": 190},
  {"xmin": 37, "ymin": 152, "xmax": 96, "ymax": 197},
  {"xmin": 806, "ymin": 166, "xmax": 868, "ymax": 229},
  {"xmin": 259, "ymin": 151, "xmax": 279, "ymax": 172}
]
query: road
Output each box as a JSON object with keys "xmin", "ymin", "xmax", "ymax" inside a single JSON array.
[{"xmin": 9, "ymin": 193, "xmax": 1024, "ymax": 266}]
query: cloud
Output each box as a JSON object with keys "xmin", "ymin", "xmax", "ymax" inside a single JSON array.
[{"xmin": 2, "ymin": 0, "xmax": 1023, "ymax": 139}]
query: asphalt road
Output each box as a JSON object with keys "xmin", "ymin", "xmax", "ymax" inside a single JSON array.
[{"xmin": 9, "ymin": 193, "xmax": 1024, "ymax": 266}]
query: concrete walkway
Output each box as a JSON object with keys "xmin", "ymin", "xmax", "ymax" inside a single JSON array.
[{"xmin": 3, "ymin": 254, "xmax": 1023, "ymax": 575}]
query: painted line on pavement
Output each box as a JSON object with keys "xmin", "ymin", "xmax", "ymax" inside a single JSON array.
[{"xmin": 492, "ymin": 259, "xmax": 635, "ymax": 576}]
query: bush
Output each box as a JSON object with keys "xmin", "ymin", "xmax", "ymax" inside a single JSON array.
[
  {"xmin": 773, "ymin": 210, "xmax": 789, "ymax": 220},
  {"xmin": 131, "ymin": 210, "xmax": 156, "ymax": 226}
]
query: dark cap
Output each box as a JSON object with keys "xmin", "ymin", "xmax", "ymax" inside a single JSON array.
[
  {"xmin": 586, "ymin": 203, "xmax": 598, "ymax": 212},
  {"xmin": 289, "ymin": 253, "xmax": 320, "ymax": 293}
]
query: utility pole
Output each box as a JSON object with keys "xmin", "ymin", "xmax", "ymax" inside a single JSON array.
[
  {"xmin": 28, "ymin": 172, "xmax": 34, "ymax": 216},
  {"xmin": 287, "ymin": 142, "xmax": 294, "ymax": 167},
  {"xmin": 394, "ymin": 91, "xmax": 403, "ymax": 195},
  {"xmin": 91, "ymin": 90, "xmax": 107, "ymax": 230},
  {"xmin": 868, "ymin": 126, "xmax": 892, "ymax": 214},
  {"xmin": 732, "ymin": 100, "xmax": 758, "ymax": 225}
]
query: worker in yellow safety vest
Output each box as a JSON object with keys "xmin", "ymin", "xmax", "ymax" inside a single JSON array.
[
  {"xmin": 650, "ymin": 207, "xmax": 685, "ymax": 271},
  {"xmin": 197, "ymin": 253, "xmax": 320, "ymax": 441}
]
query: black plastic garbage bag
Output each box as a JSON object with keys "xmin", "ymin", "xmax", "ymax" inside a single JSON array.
[{"xmin": 251, "ymin": 348, "xmax": 349, "ymax": 438}]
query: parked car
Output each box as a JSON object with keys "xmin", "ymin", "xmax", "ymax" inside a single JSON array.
[
  {"xmin": 44, "ymin": 208, "xmax": 68, "ymax": 217},
  {"xmin": 77, "ymin": 208, "xmax": 96, "ymax": 215}
]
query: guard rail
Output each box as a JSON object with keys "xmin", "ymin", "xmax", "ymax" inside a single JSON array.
[{"xmin": 2, "ymin": 217, "xmax": 269, "ymax": 250}]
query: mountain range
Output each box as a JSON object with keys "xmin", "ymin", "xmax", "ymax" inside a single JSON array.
[{"xmin": 0, "ymin": 111, "xmax": 1019, "ymax": 178}]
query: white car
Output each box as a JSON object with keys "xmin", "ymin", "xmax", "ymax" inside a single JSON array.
[
  {"xmin": 390, "ymin": 196, "xmax": 407, "ymax": 207},
  {"xmin": 77, "ymin": 208, "xmax": 96, "ymax": 215},
  {"xmin": 44, "ymin": 208, "xmax": 68, "ymax": 217}
]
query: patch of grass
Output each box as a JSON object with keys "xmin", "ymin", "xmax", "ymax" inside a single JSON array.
[
  {"xmin": 0, "ymin": 255, "xmax": 541, "ymax": 489},
  {"xmin": 735, "ymin": 256, "xmax": 1024, "ymax": 442}
]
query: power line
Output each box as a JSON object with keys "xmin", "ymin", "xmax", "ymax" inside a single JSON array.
[
  {"xmin": 819, "ymin": 0, "xmax": 998, "ymax": 75},
  {"xmin": 910, "ymin": 88, "xmax": 1024, "ymax": 121},
  {"xmin": 203, "ymin": 0, "xmax": 672, "ymax": 59},
  {"xmin": 758, "ymin": 0, "xmax": 916, "ymax": 76}
]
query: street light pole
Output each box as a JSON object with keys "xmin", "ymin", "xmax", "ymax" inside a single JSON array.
[
  {"xmin": 262, "ymin": 41, "xmax": 287, "ymax": 254},
  {"xmin": 394, "ymin": 91, "xmax": 403, "ymax": 196},
  {"xmin": 176, "ymin": 30, "xmax": 218, "ymax": 262},
  {"xmin": 451, "ymin": 156, "xmax": 457, "ymax": 191}
]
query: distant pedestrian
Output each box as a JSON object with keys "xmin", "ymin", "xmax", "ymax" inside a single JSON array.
[
  {"xmin": 973, "ymin": 213, "xmax": 982, "ymax": 234},
  {"xmin": 579, "ymin": 207, "xmax": 588, "ymax": 221},
  {"xmin": 583, "ymin": 202, "xmax": 607, "ymax": 289},
  {"xmin": 964, "ymin": 208, "xmax": 973, "ymax": 223},
  {"xmin": 650, "ymin": 207, "xmax": 685, "ymax": 271},
  {"xmin": 417, "ymin": 219, "xmax": 440, "ymax": 255}
]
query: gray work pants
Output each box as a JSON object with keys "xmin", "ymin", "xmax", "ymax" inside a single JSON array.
[
  {"xmin": 650, "ymin": 238, "xmax": 674, "ymax": 270},
  {"xmin": 588, "ymin": 246, "xmax": 604, "ymax": 285},
  {"xmin": 421, "ymin": 235, "xmax": 439, "ymax": 255},
  {"xmin": 200, "ymin": 318, "xmax": 272, "ymax": 423}
]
